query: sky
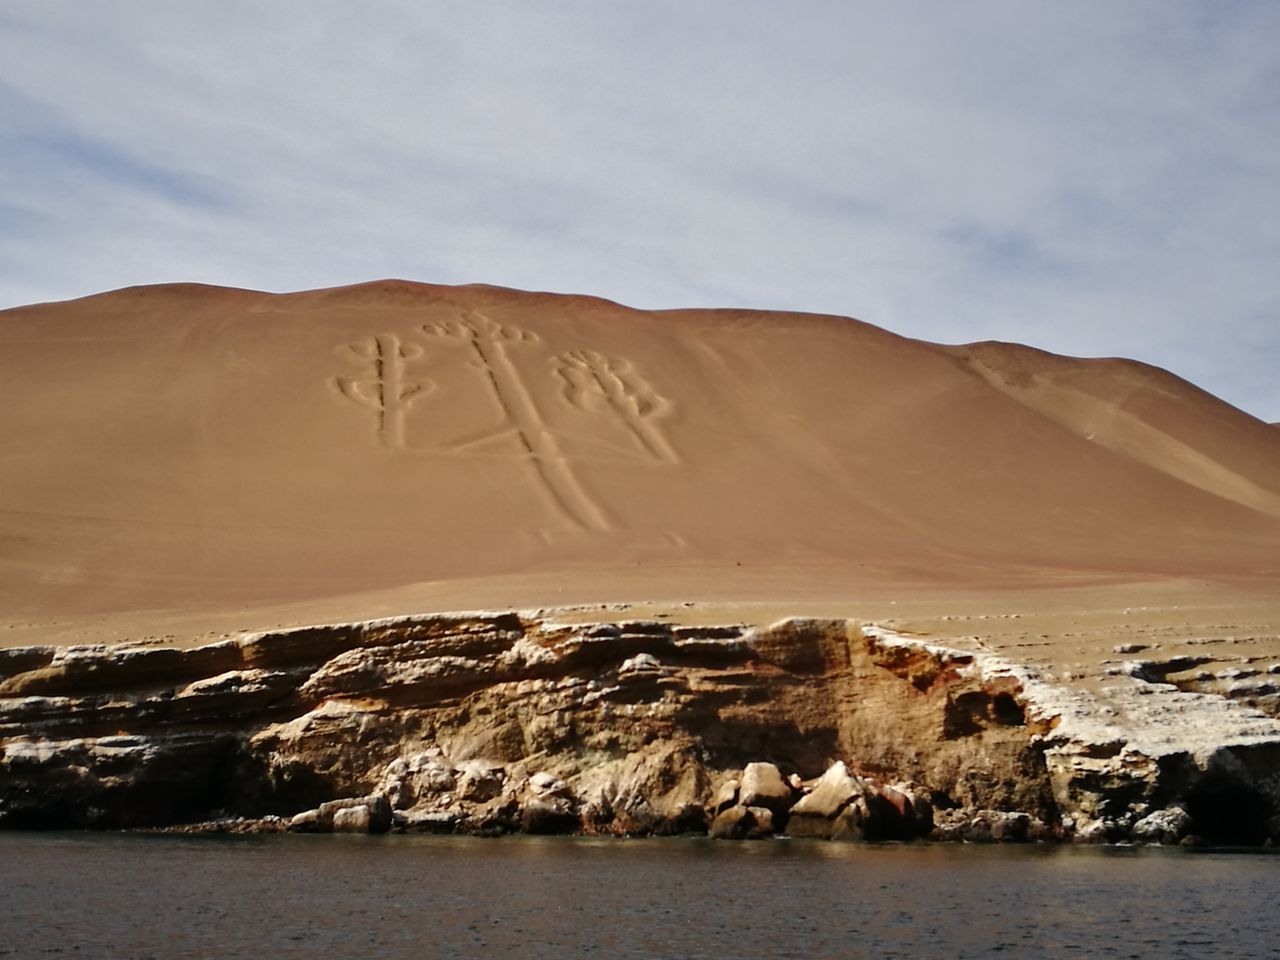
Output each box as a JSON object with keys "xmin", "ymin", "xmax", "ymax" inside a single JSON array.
[{"xmin": 2, "ymin": 2, "xmax": 1279, "ymax": 420}]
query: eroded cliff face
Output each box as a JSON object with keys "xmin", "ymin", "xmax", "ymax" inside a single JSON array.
[{"xmin": 2, "ymin": 613, "xmax": 1279, "ymax": 844}]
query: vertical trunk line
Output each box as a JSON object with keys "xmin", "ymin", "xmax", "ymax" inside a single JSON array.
[{"xmin": 473, "ymin": 336, "xmax": 611, "ymax": 532}]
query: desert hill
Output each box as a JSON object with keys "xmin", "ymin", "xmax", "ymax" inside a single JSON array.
[
  {"xmin": 1, "ymin": 279, "xmax": 1278, "ymax": 644},
  {"xmin": 4, "ymin": 280, "xmax": 1280, "ymax": 843}
]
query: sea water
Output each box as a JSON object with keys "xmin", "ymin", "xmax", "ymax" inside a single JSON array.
[{"xmin": 1, "ymin": 833, "xmax": 1275, "ymax": 959}]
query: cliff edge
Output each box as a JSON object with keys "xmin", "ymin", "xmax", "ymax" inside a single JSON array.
[{"xmin": 4, "ymin": 609, "xmax": 1280, "ymax": 845}]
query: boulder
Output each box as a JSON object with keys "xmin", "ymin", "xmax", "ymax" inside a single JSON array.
[
  {"xmin": 744, "ymin": 806, "xmax": 776, "ymax": 837},
  {"xmin": 288, "ymin": 808, "xmax": 323, "ymax": 833},
  {"xmin": 1069, "ymin": 817, "xmax": 1110, "ymax": 844},
  {"xmin": 709, "ymin": 805, "xmax": 748, "ymax": 839},
  {"xmin": 455, "ymin": 761, "xmax": 505, "ymax": 802},
  {"xmin": 874, "ymin": 783, "xmax": 934, "ymax": 839},
  {"xmin": 790, "ymin": 762, "xmax": 860, "ymax": 819},
  {"xmin": 709, "ymin": 804, "xmax": 774, "ymax": 839},
  {"xmin": 402, "ymin": 810, "xmax": 459, "ymax": 833},
  {"xmin": 786, "ymin": 761, "xmax": 886, "ymax": 840},
  {"xmin": 379, "ymin": 751, "xmax": 456, "ymax": 810},
  {"xmin": 470, "ymin": 797, "xmax": 521, "ymax": 835},
  {"xmin": 790, "ymin": 794, "xmax": 878, "ymax": 841},
  {"xmin": 831, "ymin": 796, "xmax": 873, "ymax": 842},
  {"xmin": 332, "ymin": 804, "xmax": 372, "ymax": 833},
  {"xmin": 315, "ymin": 794, "xmax": 392, "ymax": 833},
  {"xmin": 1131, "ymin": 806, "xmax": 1193, "ymax": 845},
  {"xmin": 739, "ymin": 762, "xmax": 793, "ymax": 815},
  {"xmin": 712, "ymin": 779, "xmax": 740, "ymax": 815},
  {"xmin": 574, "ymin": 744, "xmax": 710, "ymax": 836},
  {"xmin": 931, "ymin": 807, "xmax": 1045, "ymax": 843}
]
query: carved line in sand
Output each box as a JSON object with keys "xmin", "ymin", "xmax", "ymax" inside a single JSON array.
[
  {"xmin": 331, "ymin": 312, "xmax": 677, "ymax": 532},
  {"xmin": 422, "ymin": 312, "xmax": 611, "ymax": 531},
  {"xmin": 554, "ymin": 350, "xmax": 680, "ymax": 465},
  {"xmin": 330, "ymin": 334, "xmax": 433, "ymax": 450}
]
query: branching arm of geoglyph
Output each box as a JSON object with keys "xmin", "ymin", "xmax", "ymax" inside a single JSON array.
[
  {"xmin": 333, "ymin": 334, "xmax": 433, "ymax": 449},
  {"xmin": 555, "ymin": 350, "xmax": 678, "ymax": 464}
]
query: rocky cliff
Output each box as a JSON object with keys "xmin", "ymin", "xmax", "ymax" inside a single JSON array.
[{"xmin": 4, "ymin": 611, "xmax": 1278, "ymax": 845}]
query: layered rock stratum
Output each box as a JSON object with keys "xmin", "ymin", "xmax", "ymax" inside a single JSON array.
[{"xmin": 1, "ymin": 281, "xmax": 1278, "ymax": 843}]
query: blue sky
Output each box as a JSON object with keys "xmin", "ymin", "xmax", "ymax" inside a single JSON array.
[{"xmin": 3, "ymin": 2, "xmax": 1279, "ymax": 420}]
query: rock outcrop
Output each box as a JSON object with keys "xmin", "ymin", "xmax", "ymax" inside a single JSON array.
[{"xmin": 3, "ymin": 612, "xmax": 1280, "ymax": 844}]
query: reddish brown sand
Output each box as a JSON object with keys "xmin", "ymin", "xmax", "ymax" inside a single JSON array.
[{"xmin": 1, "ymin": 280, "xmax": 1277, "ymax": 682}]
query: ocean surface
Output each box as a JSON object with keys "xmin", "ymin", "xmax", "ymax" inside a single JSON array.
[{"xmin": 0, "ymin": 833, "xmax": 1275, "ymax": 959}]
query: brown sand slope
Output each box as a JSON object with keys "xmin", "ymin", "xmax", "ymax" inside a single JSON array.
[{"xmin": 1, "ymin": 280, "xmax": 1278, "ymax": 645}]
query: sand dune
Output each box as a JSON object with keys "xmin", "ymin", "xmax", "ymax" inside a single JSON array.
[
  {"xmin": 1, "ymin": 280, "xmax": 1277, "ymax": 645},
  {"xmin": 950, "ymin": 341, "xmax": 1280, "ymax": 518}
]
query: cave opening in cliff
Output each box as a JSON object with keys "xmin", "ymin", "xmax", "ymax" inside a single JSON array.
[
  {"xmin": 1184, "ymin": 777, "xmax": 1272, "ymax": 846},
  {"xmin": 990, "ymin": 692, "xmax": 1025, "ymax": 726}
]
